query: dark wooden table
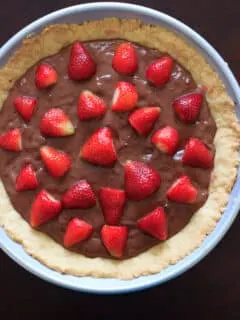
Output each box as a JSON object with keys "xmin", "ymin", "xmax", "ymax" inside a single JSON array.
[{"xmin": 1, "ymin": 1, "xmax": 239, "ymax": 319}]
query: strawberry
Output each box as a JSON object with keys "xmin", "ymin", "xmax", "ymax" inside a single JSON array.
[
  {"xmin": 137, "ymin": 207, "xmax": 167, "ymax": 240},
  {"xmin": 62, "ymin": 180, "xmax": 96, "ymax": 209},
  {"xmin": 64, "ymin": 218, "xmax": 93, "ymax": 248},
  {"xmin": 30, "ymin": 189, "xmax": 62, "ymax": 227},
  {"xmin": 146, "ymin": 56, "xmax": 173, "ymax": 87},
  {"xmin": 151, "ymin": 126, "xmax": 180, "ymax": 155},
  {"xmin": 78, "ymin": 90, "xmax": 107, "ymax": 120},
  {"xmin": 112, "ymin": 42, "xmax": 138, "ymax": 74},
  {"xmin": 68, "ymin": 41, "xmax": 96, "ymax": 80},
  {"xmin": 80, "ymin": 127, "xmax": 117, "ymax": 166},
  {"xmin": 101, "ymin": 225, "xmax": 128, "ymax": 258},
  {"xmin": 0, "ymin": 128, "xmax": 22, "ymax": 151},
  {"xmin": 111, "ymin": 81, "xmax": 138, "ymax": 112},
  {"xmin": 173, "ymin": 92, "xmax": 203, "ymax": 123},
  {"xmin": 40, "ymin": 108, "xmax": 75, "ymax": 137},
  {"xmin": 167, "ymin": 175, "xmax": 198, "ymax": 204},
  {"xmin": 14, "ymin": 96, "xmax": 37, "ymax": 122},
  {"xmin": 15, "ymin": 164, "xmax": 38, "ymax": 192},
  {"xmin": 128, "ymin": 107, "xmax": 161, "ymax": 135},
  {"xmin": 35, "ymin": 63, "xmax": 58, "ymax": 89},
  {"xmin": 99, "ymin": 187, "xmax": 126, "ymax": 225},
  {"xmin": 182, "ymin": 137, "xmax": 213, "ymax": 169},
  {"xmin": 40, "ymin": 146, "xmax": 71, "ymax": 178},
  {"xmin": 124, "ymin": 161, "xmax": 161, "ymax": 201}
]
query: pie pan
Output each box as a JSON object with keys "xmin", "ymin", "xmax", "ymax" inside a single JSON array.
[{"xmin": 0, "ymin": 2, "xmax": 239, "ymax": 294}]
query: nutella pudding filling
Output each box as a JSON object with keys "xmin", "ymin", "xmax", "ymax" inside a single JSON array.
[{"xmin": 0, "ymin": 40, "xmax": 216, "ymax": 259}]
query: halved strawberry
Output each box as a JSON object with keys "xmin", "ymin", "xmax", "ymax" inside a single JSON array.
[
  {"xmin": 124, "ymin": 161, "xmax": 161, "ymax": 201},
  {"xmin": 182, "ymin": 137, "xmax": 213, "ymax": 169},
  {"xmin": 62, "ymin": 180, "xmax": 96, "ymax": 209},
  {"xmin": 35, "ymin": 63, "xmax": 58, "ymax": 89},
  {"xmin": 68, "ymin": 41, "xmax": 96, "ymax": 80},
  {"xmin": 15, "ymin": 164, "xmax": 38, "ymax": 192},
  {"xmin": 64, "ymin": 218, "xmax": 93, "ymax": 248},
  {"xmin": 151, "ymin": 126, "xmax": 180, "ymax": 155},
  {"xmin": 167, "ymin": 175, "xmax": 198, "ymax": 204},
  {"xmin": 146, "ymin": 56, "xmax": 173, "ymax": 87},
  {"xmin": 14, "ymin": 96, "xmax": 37, "ymax": 122},
  {"xmin": 111, "ymin": 81, "xmax": 138, "ymax": 112},
  {"xmin": 112, "ymin": 42, "xmax": 138, "ymax": 74},
  {"xmin": 101, "ymin": 225, "xmax": 128, "ymax": 258},
  {"xmin": 173, "ymin": 92, "xmax": 203, "ymax": 123},
  {"xmin": 99, "ymin": 187, "xmax": 126, "ymax": 225},
  {"xmin": 128, "ymin": 107, "xmax": 161, "ymax": 135},
  {"xmin": 40, "ymin": 108, "xmax": 75, "ymax": 137},
  {"xmin": 80, "ymin": 127, "xmax": 117, "ymax": 166},
  {"xmin": 0, "ymin": 128, "xmax": 22, "ymax": 151},
  {"xmin": 78, "ymin": 90, "xmax": 107, "ymax": 120},
  {"xmin": 30, "ymin": 190, "xmax": 62, "ymax": 227},
  {"xmin": 40, "ymin": 146, "xmax": 71, "ymax": 178},
  {"xmin": 137, "ymin": 207, "xmax": 167, "ymax": 240}
]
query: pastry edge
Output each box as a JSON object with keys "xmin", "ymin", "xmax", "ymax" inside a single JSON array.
[{"xmin": 0, "ymin": 18, "xmax": 239, "ymax": 279}]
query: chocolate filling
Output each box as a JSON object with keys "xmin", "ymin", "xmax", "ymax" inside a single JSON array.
[{"xmin": 0, "ymin": 40, "xmax": 216, "ymax": 258}]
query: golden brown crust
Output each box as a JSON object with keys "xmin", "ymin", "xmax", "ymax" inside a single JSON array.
[{"xmin": 0, "ymin": 18, "xmax": 239, "ymax": 279}]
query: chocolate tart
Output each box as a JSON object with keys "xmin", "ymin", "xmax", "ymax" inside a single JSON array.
[{"xmin": 0, "ymin": 18, "xmax": 239, "ymax": 279}]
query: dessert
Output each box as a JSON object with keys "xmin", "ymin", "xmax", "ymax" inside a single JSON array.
[{"xmin": 0, "ymin": 18, "xmax": 239, "ymax": 279}]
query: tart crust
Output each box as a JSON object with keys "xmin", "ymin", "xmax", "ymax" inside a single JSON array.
[{"xmin": 0, "ymin": 18, "xmax": 239, "ymax": 279}]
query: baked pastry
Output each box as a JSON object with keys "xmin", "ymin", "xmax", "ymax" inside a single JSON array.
[{"xmin": 0, "ymin": 18, "xmax": 239, "ymax": 279}]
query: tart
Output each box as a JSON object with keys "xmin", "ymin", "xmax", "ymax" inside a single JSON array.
[{"xmin": 0, "ymin": 18, "xmax": 239, "ymax": 279}]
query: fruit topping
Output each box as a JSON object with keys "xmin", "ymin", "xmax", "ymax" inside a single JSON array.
[
  {"xmin": 151, "ymin": 126, "xmax": 180, "ymax": 155},
  {"xmin": 0, "ymin": 128, "xmax": 22, "ymax": 151},
  {"xmin": 167, "ymin": 175, "xmax": 198, "ymax": 204},
  {"xmin": 64, "ymin": 218, "xmax": 93, "ymax": 248},
  {"xmin": 128, "ymin": 107, "xmax": 161, "ymax": 135},
  {"xmin": 111, "ymin": 81, "xmax": 138, "ymax": 112},
  {"xmin": 80, "ymin": 127, "xmax": 117, "ymax": 166},
  {"xmin": 30, "ymin": 189, "xmax": 62, "ymax": 227},
  {"xmin": 35, "ymin": 63, "xmax": 58, "ymax": 89},
  {"xmin": 62, "ymin": 180, "xmax": 96, "ymax": 209},
  {"xmin": 173, "ymin": 92, "xmax": 203, "ymax": 123},
  {"xmin": 40, "ymin": 108, "xmax": 75, "ymax": 137},
  {"xmin": 124, "ymin": 160, "xmax": 161, "ymax": 200},
  {"xmin": 101, "ymin": 225, "xmax": 128, "ymax": 258},
  {"xmin": 14, "ymin": 96, "xmax": 37, "ymax": 122},
  {"xmin": 137, "ymin": 207, "xmax": 167, "ymax": 240},
  {"xmin": 99, "ymin": 187, "xmax": 126, "ymax": 225},
  {"xmin": 78, "ymin": 90, "xmax": 107, "ymax": 120},
  {"xmin": 112, "ymin": 42, "xmax": 138, "ymax": 74},
  {"xmin": 68, "ymin": 41, "xmax": 96, "ymax": 80},
  {"xmin": 15, "ymin": 164, "xmax": 38, "ymax": 191},
  {"xmin": 182, "ymin": 137, "xmax": 213, "ymax": 169},
  {"xmin": 40, "ymin": 146, "xmax": 71, "ymax": 178},
  {"xmin": 146, "ymin": 56, "xmax": 173, "ymax": 87}
]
